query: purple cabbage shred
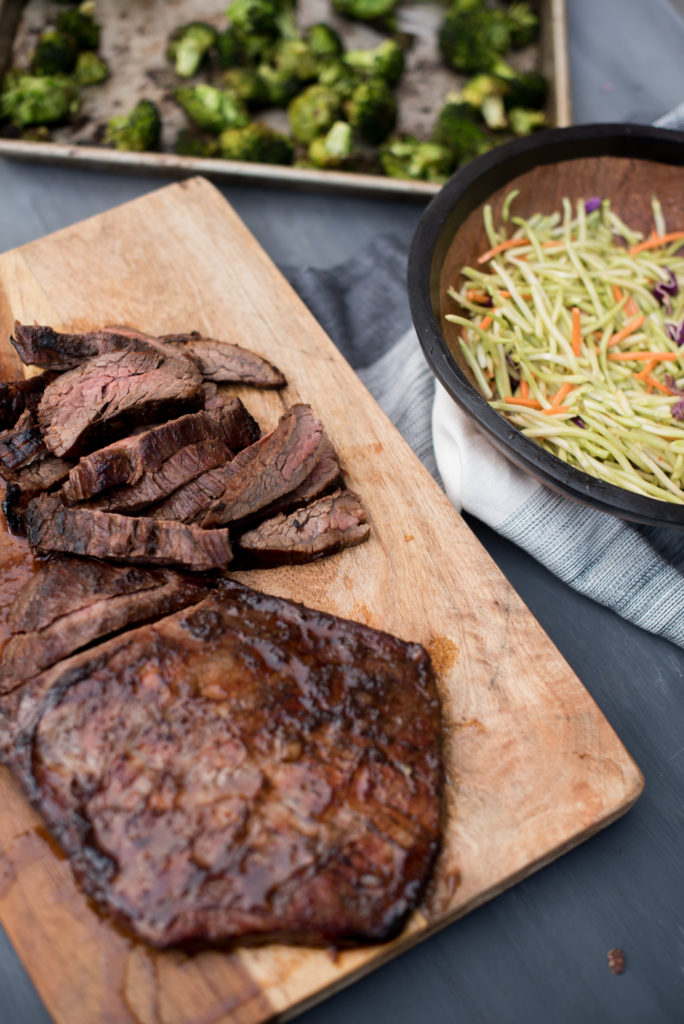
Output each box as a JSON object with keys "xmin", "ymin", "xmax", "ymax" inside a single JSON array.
[
  {"xmin": 672, "ymin": 399, "xmax": 684, "ymax": 421},
  {"xmin": 653, "ymin": 269, "xmax": 679, "ymax": 312},
  {"xmin": 584, "ymin": 197, "xmax": 602, "ymax": 214},
  {"xmin": 665, "ymin": 322, "xmax": 678, "ymax": 341},
  {"xmin": 571, "ymin": 415, "xmax": 586, "ymax": 428}
]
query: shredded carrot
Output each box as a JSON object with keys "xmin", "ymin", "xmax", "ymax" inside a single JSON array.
[
  {"xmin": 571, "ymin": 306, "xmax": 582, "ymax": 356},
  {"xmin": 611, "ymin": 284, "xmax": 624, "ymax": 304},
  {"xmin": 541, "ymin": 406, "xmax": 570, "ymax": 415},
  {"xmin": 550, "ymin": 382, "xmax": 574, "ymax": 407},
  {"xmin": 635, "ymin": 358, "xmax": 659, "ymax": 380},
  {"xmin": 607, "ymin": 314, "xmax": 646, "ymax": 347},
  {"xmin": 477, "ymin": 238, "xmax": 563, "ymax": 264},
  {"xmin": 645, "ymin": 375, "xmax": 672, "ymax": 395},
  {"xmin": 607, "ymin": 351, "xmax": 678, "ymax": 362},
  {"xmin": 465, "ymin": 290, "xmax": 491, "ymax": 304},
  {"xmin": 505, "ymin": 397, "xmax": 542, "ymax": 408},
  {"xmin": 629, "ymin": 231, "xmax": 684, "ymax": 255},
  {"xmin": 625, "ymin": 296, "xmax": 639, "ymax": 317},
  {"xmin": 480, "ymin": 315, "xmax": 493, "ymax": 331},
  {"xmin": 519, "ymin": 379, "xmax": 529, "ymax": 399}
]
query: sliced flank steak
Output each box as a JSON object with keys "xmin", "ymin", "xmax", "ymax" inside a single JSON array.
[
  {"xmin": 0, "ymin": 409, "xmax": 46, "ymax": 478},
  {"xmin": 10, "ymin": 322, "xmax": 163, "ymax": 370},
  {"xmin": 2, "ymin": 453, "xmax": 73, "ymax": 533},
  {"xmin": 0, "ymin": 373, "xmax": 57, "ymax": 430},
  {"xmin": 37, "ymin": 348, "xmax": 204, "ymax": 459},
  {"xmin": 235, "ymin": 489, "xmax": 370, "ymax": 568},
  {"xmin": 0, "ymin": 580, "xmax": 443, "ymax": 949},
  {"xmin": 0, "ymin": 559, "xmax": 210, "ymax": 691},
  {"xmin": 25, "ymin": 494, "xmax": 232, "ymax": 571}
]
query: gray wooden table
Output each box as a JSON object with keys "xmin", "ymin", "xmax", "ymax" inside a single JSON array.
[{"xmin": 1, "ymin": 1, "xmax": 683, "ymax": 1021}]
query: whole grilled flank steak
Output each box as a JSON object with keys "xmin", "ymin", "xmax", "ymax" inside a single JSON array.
[
  {"xmin": 37, "ymin": 348, "xmax": 205, "ymax": 459},
  {"xmin": 0, "ymin": 559, "xmax": 210, "ymax": 690},
  {"xmin": 151, "ymin": 404, "xmax": 324, "ymax": 527},
  {"xmin": 0, "ymin": 580, "xmax": 443, "ymax": 948},
  {"xmin": 25, "ymin": 494, "xmax": 232, "ymax": 571},
  {"xmin": 235, "ymin": 489, "xmax": 370, "ymax": 568}
]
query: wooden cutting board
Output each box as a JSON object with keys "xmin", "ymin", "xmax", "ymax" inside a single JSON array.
[{"xmin": 0, "ymin": 177, "xmax": 642, "ymax": 1024}]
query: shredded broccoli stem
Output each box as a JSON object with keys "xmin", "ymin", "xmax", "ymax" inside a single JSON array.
[{"xmin": 446, "ymin": 193, "xmax": 684, "ymax": 503}]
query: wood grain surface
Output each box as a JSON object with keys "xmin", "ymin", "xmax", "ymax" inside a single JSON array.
[{"xmin": 0, "ymin": 177, "xmax": 642, "ymax": 1024}]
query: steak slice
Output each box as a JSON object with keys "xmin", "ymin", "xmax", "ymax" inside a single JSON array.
[
  {"xmin": 25, "ymin": 494, "xmax": 232, "ymax": 571},
  {"xmin": 0, "ymin": 373, "xmax": 57, "ymax": 430},
  {"xmin": 151, "ymin": 404, "xmax": 324, "ymax": 527},
  {"xmin": 254, "ymin": 433, "xmax": 342, "ymax": 521},
  {"xmin": 2, "ymin": 454, "xmax": 74, "ymax": 533},
  {"xmin": 0, "ymin": 580, "xmax": 443, "ymax": 948},
  {"xmin": 105, "ymin": 325, "xmax": 286, "ymax": 389},
  {"xmin": 11, "ymin": 322, "xmax": 163, "ymax": 370},
  {"xmin": 0, "ymin": 410, "xmax": 46, "ymax": 478},
  {"xmin": 37, "ymin": 348, "xmax": 205, "ymax": 458},
  {"xmin": 235, "ymin": 489, "xmax": 370, "ymax": 567},
  {"xmin": 0, "ymin": 559, "xmax": 210, "ymax": 691}
]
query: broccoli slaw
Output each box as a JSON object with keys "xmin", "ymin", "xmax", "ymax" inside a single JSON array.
[{"xmin": 446, "ymin": 193, "xmax": 684, "ymax": 504}]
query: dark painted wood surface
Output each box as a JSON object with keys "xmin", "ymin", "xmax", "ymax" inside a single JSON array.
[{"xmin": 0, "ymin": 1, "xmax": 683, "ymax": 1020}]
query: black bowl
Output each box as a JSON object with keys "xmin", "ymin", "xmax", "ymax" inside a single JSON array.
[{"xmin": 407, "ymin": 122, "xmax": 684, "ymax": 529}]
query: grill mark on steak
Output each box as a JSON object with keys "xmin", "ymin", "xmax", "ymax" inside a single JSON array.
[
  {"xmin": 11, "ymin": 323, "xmax": 165, "ymax": 370},
  {"xmin": 254, "ymin": 433, "xmax": 342, "ymax": 521},
  {"xmin": 0, "ymin": 559, "xmax": 210, "ymax": 692},
  {"xmin": 37, "ymin": 348, "xmax": 205, "ymax": 459},
  {"xmin": 2, "ymin": 454, "xmax": 74, "ymax": 534},
  {"xmin": 0, "ymin": 410, "xmax": 46, "ymax": 478},
  {"xmin": 25, "ymin": 494, "xmax": 232, "ymax": 571},
  {"xmin": 235, "ymin": 489, "xmax": 370, "ymax": 568},
  {"xmin": 0, "ymin": 373, "xmax": 57, "ymax": 430},
  {"xmin": 0, "ymin": 580, "xmax": 443, "ymax": 949}
]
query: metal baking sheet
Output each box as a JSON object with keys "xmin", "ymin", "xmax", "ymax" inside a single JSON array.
[{"xmin": 0, "ymin": 0, "xmax": 571, "ymax": 197}]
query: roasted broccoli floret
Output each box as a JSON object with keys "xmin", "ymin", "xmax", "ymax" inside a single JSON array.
[
  {"xmin": 307, "ymin": 120, "xmax": 354, "ymax": 168},
  {"xmin": 506, "ymin": 2, "xmax": 539, "ymax": 48},
  {"xmin": 271, "ymin": 38, "xmax": 320, "ymax": 82},
  {"xmin": 500, "ymin": 68, "xmax": 548, "ymax": 110},
  {"xmin": 345, "ymin": 78, "xmax": 396, "ymax": 144},
  {"xmin": 433, "ymin": 100, "xmax": 491, "ymax": 164},
  {"xmin": 380, "ymin": 135, "xmax": 454, "ymax": 182},
  {"xmin": 219, "ymin": 121, "xmax": 294, "ymax": 164},
  {"xmin": 343, "ymin": 39, "xmax": 404, "ymax": 87},
  {"xmin": 257, "ymin": 62, "xmax": 300, "ymax": 105},
  {"xmin": 175, "ymin": 128, "xmax": 220, "ymax": 157},
  {"xmin": 317, "ymin": 59, "xmax": 358, "ymax": 99},
  {"xmin": 222, "ymin": 67, "xmax": 269, "ymax": 105},
  {"xmin": 104, "ymin": 99, "xmax": 161, "ymax": 151},
  {"xmin": 225, "ymin": 0, "xmax": 279, "ymax": 37},
  {"xmin": 74, "ymin": 50, "xmax": 109, "ymax": 86},
  {"xmin": 167, "ymin": 22, "xmax": 217, "ymax": 78},
  {"xmin": 305, "ymin": 23, "xmax": 344, "ymax": 59},
  {"xmin": 331, "ymin": 0, "xmax": 398, "ymax": 24},
  {"xmin": 175, "ymin": 83, "xmax": 249, "ymax": 134},
  {"xmin": 31, "ymin": 30, "xmax": 78, "ymax": 76},
  {"xmin": 55, "ymin": 3, "xmax": 101, "ymax": 51},
  {"xmin": 215, "ymin": 26, "xmax": 244, "ymax": 68},
  {"xmin": 0, "ymin": 73, "xmax": 79, "ymax": 128},
  {"xmin": 508, "ymin": 106, "xmax": 547, "ymax": 135},
  {"xmin": 287, "ymin": 84, "xmax": 342, "ymax": 144},
  {"xmin": 438, "ymin": 6, "xmax": 511, "ymax": 74}
]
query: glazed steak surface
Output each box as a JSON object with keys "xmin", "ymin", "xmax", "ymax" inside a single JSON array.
[
  {"xmin": 0, "ymin": 581, "xmax": 443, "ymax": 948},
  {"xmin": 37, "ymin": 348, "xmax": 204, "ymax": 458}
]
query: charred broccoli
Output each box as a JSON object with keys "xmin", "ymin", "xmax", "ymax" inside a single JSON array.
[
  {"xmin": 380, "ymin": 136, "xmax": 454, "ymax": 182},
  {"xmin": 305, "ymin": 23, "xmax": 344, "ymax": 59},
  {"xmin": 175, "ymin": 83, "xmax": 249, "ymax": 134},
  {"xmin": 343, "ymin": 39, "xmax": 404, "ymax": 87},
  {"xmin": 508, "ymin": 106, "xmax": 547, "ymax": 135},
  {"xmin": 104, "ymin": 99, "xmax": 161, "ymax": 151},
  {"xmin": 74, "ymin": 50, "xmax": 109, "ymax": 86},
  {"xmin": 215, "ymin": 26, "xmax": 244, "ymax": 68},
  {"xmin": 438, "ymin": 5, "xmax": 512, "ymax": 74},
  {"xmin": 433, "ymin": 100, "xmax": 491, "ymax": 164},
  {"xmin": 257, "ymin": 62, "xmax": 300, "ymax": 105},
  {"xmin": 317, "ymin": 59, "xmax": 359, "ymax": 100},
  {"xmin": 345, "ymin": 78, "xmax": 396, "ymax": 144},
  {"xmin": 31, "ymin": 30, "xmax": 78, "ymax": 76},
  {"xmin": 308, "ymin": 120, "xmax": 354, "ymax": 168},
  {"xmin": 225, "ymin": 0, "xmax": 279, "ymax": 38},
  {"xmin": 219, "ymin": 121, "xmax": 294, "ymax": 163},
  {"xmin": 55, "ymin": 3, "xmax": 101, "ymax": 51},
  {"xmin": 500, "ymin": 68, "xmax": 548, "ymax": 110},
  {"xmin": 270, "ymin": 38, "xmax": 320, "ymax": 82},
  {"xmin": 506, "ymin": 2, "xmax": 539, "ymax": 48},
  {"xmin": 331, "ymin": 0, "xmax": 398, "ymax": 25},
  {"xmin": 175, "ymin": 128, "xmax": 220, "ymax": 157},
  {"xmin": 287, "ymin": 84, "xmax": 342, "ymax": 144},
  {"xmin": 167, "ymin": 22, "xmax": 217, "ymax": 78},
  {"xmin": 222, "ymin": 67, "xmax": 269, "ymax": 105},
  {"xmin": 1, "ymin": 73, "xmax": 79, "ymax": 128}
]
